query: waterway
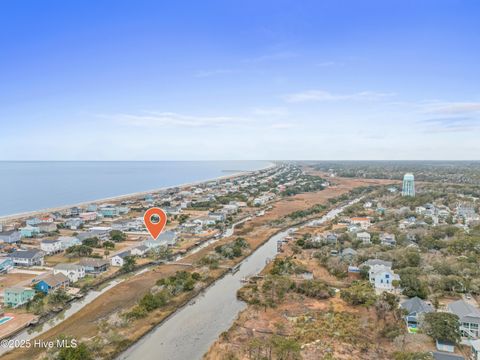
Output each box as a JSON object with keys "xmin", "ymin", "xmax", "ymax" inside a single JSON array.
[{"xmin": 118, "ymin": 197, "xmax": 361, "ymax": 360}]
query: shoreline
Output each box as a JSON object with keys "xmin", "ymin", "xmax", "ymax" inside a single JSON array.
[{"xmin": 0, "ymin": 161, "xmax": 277, "ymax": 222}]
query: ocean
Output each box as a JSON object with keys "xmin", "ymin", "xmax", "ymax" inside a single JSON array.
[{"xmin": 0, "ymin": 161, "xmax": 272, "ymax": 217}]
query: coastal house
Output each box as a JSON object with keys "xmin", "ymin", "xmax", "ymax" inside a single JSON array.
[
  {"xmin": 77, "ymin": 229, "xmax": 110, "ymax": 242},
  {"xmin": 0, "ymin": 257, "xmax": 14, "ymax": 273},
  {"xmin": 447, "ymin": 299, "xmax": 480, "ymax": 338},
  {"xmin": 3, "ymin": 287, "xmax": 36, "ymax": 307},
  {"xmin": 340, "ymin": 248, "xmax": 357, "ymax": 262},
  {"xmin": 78, "ymin": 258, "xmax": 109, "ymax": 274},
  {"xmin": 26, "ymin": 217, "xmax": 42, "ymax": 226},
  {"xmin": 361, "ymin": 259, "xmax": 400, "ymax": 291},
  {"xmin": 144, "ymin": 231, "xmax": 177, "ymax": 248},
  {"xmin": 470, "ymin": 339, "xmax": 480, "ymax": 360},
  {"xmin": 86, "ymin": 204, "xmax": 98, "ymax": 212},
  {"xmin": 0, "ymin": 230, "xmax": 21, "ymax": 244},
  {"xmin": 400, "ymin": 296, "xmax": 434, "ymax": 332},
  {"xmin": 380, "ymin": 233, "xmax": 396, "ymax": 246},
  {"xmin": 34, "ymin": 273, "xmax": 69, "ymax": 294},
  {"xmin": 36, "ymin": 222, "xmax": 57, "ymax": 233},
  {"xmin": 53, "ymin": 263, "xmax": 86, "ymax": 283},
  {"xmin": 356, "ymin": 231, "xmax": 371, "ymax": 244},
  {"xmin": 350, "ymin": 217, "xmax": 371, "ymax": 229},
  {"xmin": 9, "ymin": 249, "xmax": 45, "ymax": 267},
  {"xmin": 58, "ymin": 236, "xmax": 81, "ymax": 250},
  {"xmin": 131, "ymin": 245, "xmax": 149, "ymax": 257},
  {"xmin": 20, "ymin": 225, "xmax": 40, "ymax": 238},
  {"xmin": 79, "ymin": 212, "xmax": 97, "ymax": 222},
  {"xmin": 110, "ymin": 251, "xmax": 131, "ymax": 267},
  {"xmin": 65, "ymin": 218, "xmax": 83, "ymax": 230},
  {"xmin": 99, "ymin": 206, "xmax": 118, "ymax": 218},
  {"xmin": 40, "ymin": 239, "xmax": 62, "ymax": 254}
]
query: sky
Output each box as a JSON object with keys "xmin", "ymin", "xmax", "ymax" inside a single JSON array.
[{"xmin": 1, "ymin": 0, "xmax": 480, "ymax": 160}]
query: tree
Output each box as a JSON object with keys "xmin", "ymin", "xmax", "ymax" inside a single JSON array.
[
  {"xmin": 400, "ymin": 273, "xmax": 428, "ymax": 299},
  {"xmin": 340, "ymin": 281, "xmax": 377, "ymax": 306},
  {"xmin": 48, "ymin": 289, "xmax": 71, "ymax": 305},
  {"xmin": 121, "ymin": 256, "xmax": 136, "ymax": 273},
  {"xmin": 103, "ymin": 241, "xmax": 115, "ymax": 250},
  {"xmin": 66, "ymin": 245, "xmax": 93, "ymax": 257},
  {"xmin": 110, "ymin": 230, "xmax": 126, "ymax": 242},
  {"xmin": 423, "ymin": 312, "xmax": 461, "ymax": 344},
  {"xmin": 82, "ymin": 237, "xmax": 100, "ymax": 248}
]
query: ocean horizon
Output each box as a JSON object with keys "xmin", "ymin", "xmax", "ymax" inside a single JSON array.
[{"xmin": 0, "ymin": 161, "xmax": 273, "ymax": 217}]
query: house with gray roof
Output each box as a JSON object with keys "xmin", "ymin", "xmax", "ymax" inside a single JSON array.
[
  {"xmin": 0, "ymin": 230, "xmax": 21, "ymax": 244},
  {"xmin": 447, "ymin": 299, "xmax": 480, "ymax": 338},
  {"xmin": 9, "ymin": 249, "xmax": 44, "ymax": 267},
  {"xmin": 400, "ymin": 296, "xmax": 434, "ymax": 331},
  {"xmin": 431, "ymin": 352, "xmax": 464, "ymax": 360}
]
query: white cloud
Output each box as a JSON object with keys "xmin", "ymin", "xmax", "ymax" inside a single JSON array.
[
  {"xmin": 422, "ymin": 102, "xmax": 480, "ymax": 115},
  {"xmin": 107, "ymin": 112, "xmax": 246, "ymax": 128},
  {"xmin": 283, "ymin": 90, "xmax": 395, "ymax": 103},
  {"xmin": 270, "ymin": 122, "xmax": 295, "ymax": 129}
]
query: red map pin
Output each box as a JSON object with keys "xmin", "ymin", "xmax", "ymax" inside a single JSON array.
[{"xmin": 144, "ymin": 207, "xmax": 167, "ymax": 240}]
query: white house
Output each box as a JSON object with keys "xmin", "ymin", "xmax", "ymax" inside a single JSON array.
[
  {"xmin": 350, "ymin": 217, "xmax": 371, "ymax": 229},
  {"xmin": 361, "ymin": 259, "xmax": 400, "ymax": 291},
  {"xmin": 40, "ymin": 239, "xmax": 63, "ymax": 254},
  {"xmin": 110, "ymin": 251, "xmax": 131, "ymax": 267},
  {"xmin": 131, "ymin": 245, "xmax": 149, "ymax": 257},
  {"xmin": 356, "ymin": 232, "xmax": 371, "ymax": 244},
  {"xmin": 53, "ymin": 263, "xmax": 86, "ymax": 283},
  {"xmin": 58, "ymin": 236, "xmax": 81, "ymax": 250}
]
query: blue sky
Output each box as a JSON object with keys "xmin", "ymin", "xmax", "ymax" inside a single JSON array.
[{"xmin": 1, "ymin": 0, "xmax": 479, "ymax": 160}]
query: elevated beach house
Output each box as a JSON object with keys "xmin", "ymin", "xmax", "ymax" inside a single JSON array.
[
  {"xmin": 3, "ymin": 287, "xmax": 36, "ymax": 307},
  {"xmin": 78, "ymin": 258, "xmax": 109, "ymax": 274},
  {"xmin": 447, "ymin": 299, "xmax": 480, "ymax": 339},
  {"xmin": 0, "ymin": 230, "xmax": 21, "ymax": 244},
  {"xmin": 34, "ymin": 273, "xmax": 69, "ymax": 294},
  {"xmin": 53, "ymin": 263, "xmax": 86, "ymax": 283},
  {"xmin": 40, "ymin": 239, "xmax": 62, "ymax": 254},
  {"xmin": 9, "ymin": 249, "xmax": 44, "ymax": 267}
]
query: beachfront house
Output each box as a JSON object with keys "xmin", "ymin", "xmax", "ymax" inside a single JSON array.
[
  {"xmin": 53, "ymin": 263, "xmax": 86, "ymax": 283},
  {"xmin": 78, "ymin": 258, "xmax": 109, "ymax": 274},
  {"xmin": 447, "ymin": 299, "xmax": 480, "ymax": 338},
  {"xmin": 400, "ymin": 296, "xmax": 434, "ymax": 332},
  {"xmin": 99, "ymin": 206, "xmax": 118, "ymax": 218},
  {"xmin": 20, "ymin": 225, "xmax": 41, "ymax": 238},
  {"xmin": 26, "ymin": 217, "xmax": 42, "ymax": 226},
  {"xmin": 40, "ymin": 239, "xmax": 62, "ymax": 254},
  {"xmin": 361, "ymin": 259, "xmax": 400, "ymax": 291},
  {"xmin": 0, "ymin": 257, "xmax": 14, "ymax": 273},
  {"xmin": 34, "ymin": 273, "xmax": 69, "ymax": 294},
  {"xmin": 9, "ymin": 249, "xmax": 45, "ymax": 267},
  {"xmin": 110, "ymin": 251, "xmax": 131, "ymax": 267},
  {"xmin": 58, "ymin": 236, "xmax": 81, "ymax": 250},
  {"xmin": 0, "ymin": 230, "xmax": 21, "ymax": 244},
  {"xmin": 432, "ymin": 352, "xmax": 464, "ymax": 360},
  {"xmin": 3, "ymin": 287, "xmax": 36, "ymax": 307}
]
